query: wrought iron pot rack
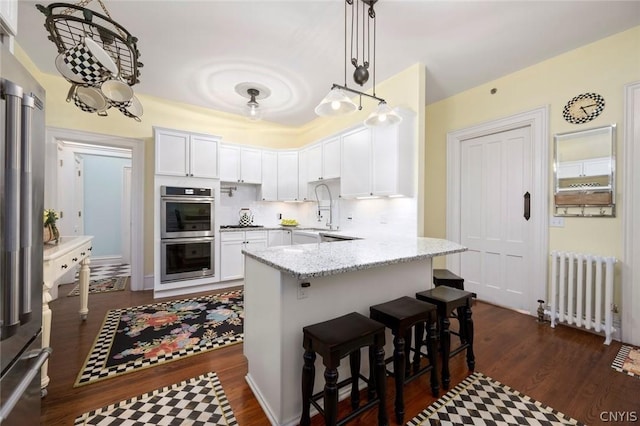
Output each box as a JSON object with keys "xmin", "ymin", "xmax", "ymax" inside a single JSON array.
[{"xmin": 37, "ymin": 2, "xmax": 142, "ymax": 86}]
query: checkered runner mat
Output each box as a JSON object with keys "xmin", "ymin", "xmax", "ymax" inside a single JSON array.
[
  {"xmin": 74, "ymin": 372, "xmax": 238, "ymax": 425},
  {"xmin": 407, "ymin": 372, "xmax": 584, "ymax": 425},
  {"xmin": 611, "ymin": 345, "xmax": 640, "ymax": 379}
]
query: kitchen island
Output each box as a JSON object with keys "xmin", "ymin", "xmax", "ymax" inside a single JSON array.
[{"xmin": 242, "ymin": 237, "xmax": 466, "ymax": 426}]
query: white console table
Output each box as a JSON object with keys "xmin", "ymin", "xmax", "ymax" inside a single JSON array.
[{"xmin": 42, "ymin": 235, "xmax": 93, "ymax": 393}]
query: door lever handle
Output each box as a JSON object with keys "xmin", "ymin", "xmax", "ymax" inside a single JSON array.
[{"xmin": 524, "ymin": 192, "xmax": 531, "ymax": 221}]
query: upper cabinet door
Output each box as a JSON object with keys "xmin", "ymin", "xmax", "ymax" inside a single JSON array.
[
  {"xmin": 0, "ymin": 0, "xmax": 18, "ymax": 36},
  {"xmin": 261, "ymin": 151, "xmax": 278, "ymax": 201},
  {"xmin": 277, "ymin": 151, "xmax": 299, "ymax": 201},
  {"xmin": 190, "ymin": 135, "xmax": 219, "ymax": 179},
  {"xmin": 219, "ymin": 145, "xmax": 241, "ymax": 182},
  {"xmin": 306, "ymin": 144, "xmax": 323, "ymax": 182},
  {"xmin": 340, "ymin": 127, "xmax": 372, "ymax": 197},
  {"xmin": 240, "ymin": 148, "xmax": 263, "ymax": 184},
  {"xmin": 155, "ymin": 128, "xmax": 189, "ymax": 176},
  {"xmin": 322, "ymin": 137, "xmax": 341, "ymax": 179}
]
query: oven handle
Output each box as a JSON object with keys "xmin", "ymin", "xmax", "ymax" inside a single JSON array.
[
  {"xmin": 161, "ymin": 236, "xmax": 215, "ymax": 244},
  {"xmin": 160, "ymin": 196, "xmax": 214, "ymax": 203}
]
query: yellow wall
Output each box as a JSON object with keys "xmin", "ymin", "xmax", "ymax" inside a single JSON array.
[{"xmin": 425, "ymin": 26, "xmax": 640, "ymax": 271}]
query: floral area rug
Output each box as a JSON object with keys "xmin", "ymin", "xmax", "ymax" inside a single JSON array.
[
  {"xmin": 74, "ymin": 290, "xmax": 243, "ymax": 387},
  {"xmin": 406, "ymin": 372, "xmax": 584, "ymax": 425},
  {"xmin": 612, "ymin": 345, "xmax": 640, "ymax": 379},
  {"xmin": 74, "ymin": 372, "xmax": 238, "ymax": 425},
  {"xmin": 67, "ymin": 276, "xmax": 129, "ymax": 297}
]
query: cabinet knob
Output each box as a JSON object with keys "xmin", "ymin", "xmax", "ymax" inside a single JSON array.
[
  {"xmin": 370, "ymin": 192, "xmax": 373, "ymax": 196},
  {"xmin": 72, "ymin": 257, "xmax": 78, "ymax": 262},
  {"xmin": 61, "ymin": 264, "xmax": 68, "ymax": 269},
  {"xmin": 241, "ymin": 179, "xmax": 244, "ymax": 183}
]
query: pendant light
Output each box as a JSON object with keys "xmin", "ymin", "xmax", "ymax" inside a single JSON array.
[
  {"xmin": 364, "ymin": 101, "xmax": 402, "ymax": 127},
  {"xmin": 245, "ymin": 88, "xmax": 262, "ymax": 121},
  {"xmin": 236, "ymin": 83, "xmax": 271, "ymax": 122},
  {"xmin": 315, "ymin": 0, "xmax": 401, "ymax": 127}
]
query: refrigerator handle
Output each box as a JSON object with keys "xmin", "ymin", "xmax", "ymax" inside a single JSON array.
[
  {"xmin": 1, "ymin": 79, "xmax": 23, "ymax": 341},
  {"xmin": 0, "ymin": 347, "xmax": 51, "ymax": 422},
  {"xmin": 20, "ymin": 95, "xmax": 35, "ymax": 324}
]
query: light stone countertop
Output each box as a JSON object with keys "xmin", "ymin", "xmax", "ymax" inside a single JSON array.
[{"xmin": 241, "ymin": 237, "xmax": 467, "ymax": 280}]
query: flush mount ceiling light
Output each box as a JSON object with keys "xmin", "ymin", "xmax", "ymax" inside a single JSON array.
[
  {"xmin": 36, "ymin": 0, "xmax": 143, "ymax": 121},
  {"xmin": 315, "ymin": 0, "xmax": 401, "ymax": 127},
  {"xmin": 235, "ymin": 82, "xmax": 271, "ymax": 121}
]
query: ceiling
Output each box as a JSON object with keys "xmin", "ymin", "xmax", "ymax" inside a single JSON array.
[{"xmin": 15, "ymin": 1, "xmax": 640, "ymax": 127}]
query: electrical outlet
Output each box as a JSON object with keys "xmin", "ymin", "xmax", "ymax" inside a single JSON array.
[
  {"xmin": 550, "ymin": 216, "xmax": 565, "ymax": 227},
  {"xmin": 298, "ymin": 282, "xmax": 310, "ymax": 299}
]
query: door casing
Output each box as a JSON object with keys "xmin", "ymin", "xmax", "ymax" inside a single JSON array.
[{"xmin": 446, "ymin": 106, "xmax": 549, "ymax": 315}]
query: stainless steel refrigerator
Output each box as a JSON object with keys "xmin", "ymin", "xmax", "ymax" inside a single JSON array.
[{"xmin": 0, "ymin": 40, "xmax": 51, "ymax": 425}]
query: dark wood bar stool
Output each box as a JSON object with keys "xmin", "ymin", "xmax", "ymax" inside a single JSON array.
[
  {"xmin": 369, "ymin": 296, "xmax": 439, "ymax": 425},
  {"xmin": 433, "ymin": 268, "xmax": 465, "ymax": 290},
  {"xmin": 415, "ymin": 286, "xmax": 475, "ymax": 390},
  {"xmin": 300, "ymin": 312, "xmax": 388, "ymax": 426}
]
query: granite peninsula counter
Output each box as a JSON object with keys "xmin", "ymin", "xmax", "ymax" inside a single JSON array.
[{"xmin": 241, "ymin": 237, "xmax": 466, "ymax": 426}]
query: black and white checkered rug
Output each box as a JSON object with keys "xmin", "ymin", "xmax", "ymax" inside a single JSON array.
[
  {"xmin": 74, "ymin": 372, "xmax": 238, "ymax": 426},
  {"xmin": 75, "ymin": 263, "xmax": 131, "ymax": 282},
  {"xmin": 611, "ymin": 345, "xmax": 640, "ymax": 379},
  {"xmin": 407, "ymin": 372, "xmax": 584, "ymax": 425}
]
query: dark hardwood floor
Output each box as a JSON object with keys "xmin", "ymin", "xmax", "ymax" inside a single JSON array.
[{"xmin": 42, "ymin": 285, "xmax": 639, "ymax": 425}]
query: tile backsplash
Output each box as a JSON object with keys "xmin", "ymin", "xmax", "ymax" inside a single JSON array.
[{"xmin": 218, "ymin": 183, "xmax": 417, "ymax": 237}]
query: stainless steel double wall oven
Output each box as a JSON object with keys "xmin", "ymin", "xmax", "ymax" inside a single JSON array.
[{"xmin": 160, "ymin": 186, "xmax": 215, "ymax": 282}]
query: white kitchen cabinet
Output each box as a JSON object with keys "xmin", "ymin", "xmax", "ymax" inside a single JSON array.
[
  {"xmin": 261, "ymin": 151, "xmax": 278, "ymax": 201},
  {"xmin": 220, "ymin": 230, "xmax": 267, "ymax": 280},
  {"xmin": 155, "ymin": 127, "xmax": 219, "ymax": 178},
  {"xmin": 340, "ymin": 127, "xmax": 373, "ymax": 197},
  {"xmin": 219, "ymin": 145, "xmax": 262, "ymax": 183},
  {"xmin": 306, "ymin": 137, "xmax": 341, "ymax": 182},
  {"xmin": 277, "ymin": 151, "xmax": 299, "ymax": 201},
  {"xmin": 0, "ymin": 0, "xmax": 18, "ymax": 36},
  {"xmin": 340, "ymin": 110, "xmax": 415, "ymax": 198},
  {"xmin": 268, "ymin": 229, "xmax": 293, "ymax": 247},
  {"xmin": 268, "ymin": 230, "xmax": 283, "ymax": 247},
  {"xmin": 298, "ymin": 149, "xmax": 309, "ymax": 201},
  {"xmin": 558, "ymin": 157, "xmax": 610, "ymax": 179}
]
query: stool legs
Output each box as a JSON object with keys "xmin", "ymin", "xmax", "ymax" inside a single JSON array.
[
  {"xmin": 373, "ymin": 345, "xmax": 389, "ymax": 426},
  {"xmin": 300, "ymin": 350, "xmax": 316, "ymax": 426},
  {"xmin": 464, "ymin": 306, "xmax": 475, "ymax": 371},
  {"xmin": 412, "ymin": 323, "xmax": 424, "ymax": 376},
  {"xmin": 392, "ymin": 333, "xmax": 405, "ymax": 424},
  {"xmin": 426, "ymin": 321, "xmax": 439, "ymax": 396},
  {"xmin": 349, "ymin": 350, "xmax": 361, "ymax": 410},
  {"xmin": 324, "ymin": 367, "xmax": 339, "ymax": 425},
  {"xmin": 440, "ymin": 315, "xmax": 451, "ymax": 390}
]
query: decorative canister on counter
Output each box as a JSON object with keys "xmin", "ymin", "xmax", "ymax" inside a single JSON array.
[{"xmin": 239, "ymin": 208, "xmax": 253, "ymax": 226}]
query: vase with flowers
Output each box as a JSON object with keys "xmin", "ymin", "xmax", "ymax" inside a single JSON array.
[{"xmin": 43, "ymin": 209, "xmax": 60, "ymax": 244}]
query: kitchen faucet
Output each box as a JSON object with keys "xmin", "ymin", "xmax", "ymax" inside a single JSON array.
[{"xmin": 314, "ymin": 183, "xmax": 337, "ymax": 230}]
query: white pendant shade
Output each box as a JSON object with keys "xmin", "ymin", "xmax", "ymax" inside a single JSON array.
[
  {"xmin": 315, "ymin": 87, "xmax": 358, "ymax": 116},
  {"xmin": 364, "ymin": 101, "xmax": 402, "ymax": 127}
]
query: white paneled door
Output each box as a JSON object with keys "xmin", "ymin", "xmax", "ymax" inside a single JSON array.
[{"xmin": 460, "ymin": 127, "xmax": 532, "ymax": 312}]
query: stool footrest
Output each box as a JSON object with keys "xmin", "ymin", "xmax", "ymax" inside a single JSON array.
[
  {"xmin": 448, "ymin": 343, "xmax": 470, "ymax": 359},
  {"xmin": 309, "ymin": 373, "xmax": 380, "ymax": 426}
]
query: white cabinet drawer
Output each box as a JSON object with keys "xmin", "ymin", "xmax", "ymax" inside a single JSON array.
[
  {"xmin": 220, "ymin": 231, "xmax": 245, "ymax": 242},
  {"xmin": 246, "ymin": 231, "xmax": 267, "ymax": 240}
]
